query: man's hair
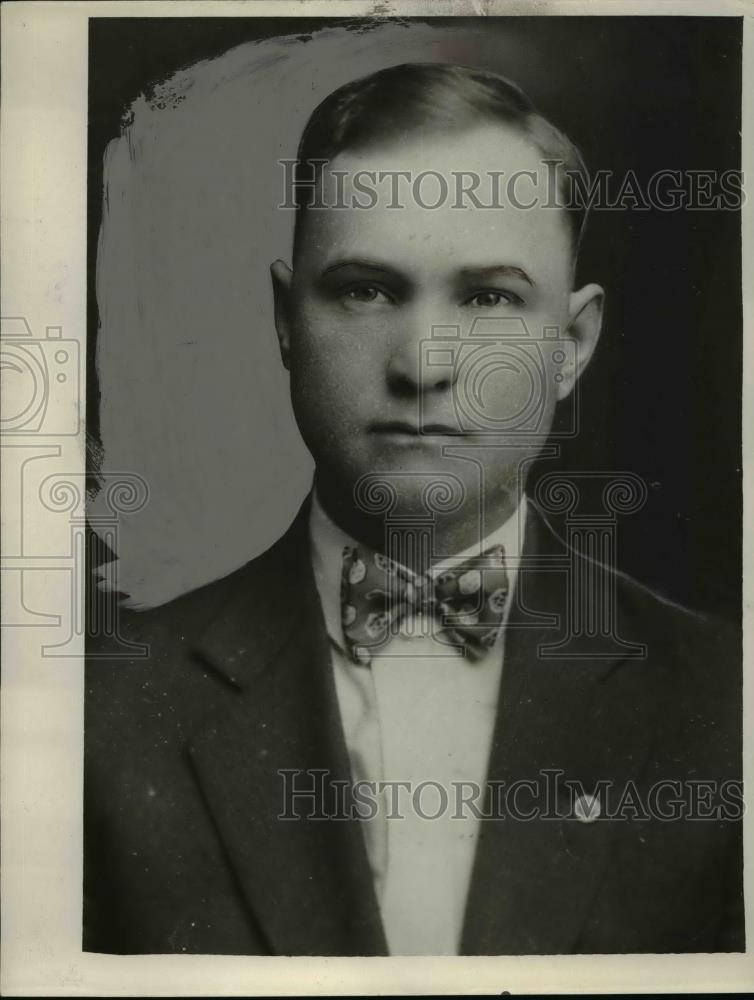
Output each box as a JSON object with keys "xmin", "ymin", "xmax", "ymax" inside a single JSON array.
[{"xmin": 292, "ymin": 62, "xmax": 590, "ymax": 258}]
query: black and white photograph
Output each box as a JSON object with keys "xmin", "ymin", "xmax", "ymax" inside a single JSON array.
[{"xmin": 1, "ymin": 2, "xmax": 752, "ymax": 995}]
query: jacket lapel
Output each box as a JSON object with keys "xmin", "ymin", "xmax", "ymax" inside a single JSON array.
[
  {"xmin": 185, "ymin": 497, "xmax": 654, "ymax": 956},
  {"xmin": 187, "ymin": 502, "xmax": 387, "ymax": 956},
  {"xmin": 461, "ymin": 502, "xmax": 653, "ymax": 955}
]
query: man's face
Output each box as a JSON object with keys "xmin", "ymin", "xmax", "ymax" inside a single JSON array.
[{"xmin": 272, "ymin": 123, "xmax": 603, "ymax": 525}]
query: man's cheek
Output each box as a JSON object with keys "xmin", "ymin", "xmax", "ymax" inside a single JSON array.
[{"xmin": 295, "ymin": 328, "xmax": 373, "ymax": 384}]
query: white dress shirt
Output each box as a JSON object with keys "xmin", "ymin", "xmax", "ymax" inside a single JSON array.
[{"xmin": 309, "ymin": 492, "xmax": 526, "ymax": 955}]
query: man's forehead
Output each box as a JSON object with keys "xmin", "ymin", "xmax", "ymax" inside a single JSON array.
[
  {"xmin": 299, "ymin": 124, "xmax": 573, "ymax": 280},
  {"xmin": 311, "ymin": 206, "xmax": 563, "ymax": 269},
  {"xmin": 327, "ymin": 121, "xmax": 547, "ymax": 177}
]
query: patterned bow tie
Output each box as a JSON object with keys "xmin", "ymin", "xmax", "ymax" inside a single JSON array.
[{"xmin": 340, "ymin": 543, "xmax": 509, "ymax": 665}]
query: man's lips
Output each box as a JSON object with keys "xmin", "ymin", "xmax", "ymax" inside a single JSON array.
[{"xmin": 369, "ymin": 420, "xmax": 462, "ymax": 436}]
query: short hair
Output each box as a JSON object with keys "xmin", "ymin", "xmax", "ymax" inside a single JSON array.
[{"xmin": 292, "ymin": 62, "xmax": 590, "ymax": 258}]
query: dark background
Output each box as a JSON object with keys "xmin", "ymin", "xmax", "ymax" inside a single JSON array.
[{"xmin": 88, "ymin": 16, "xmax": 743, "ymax": 623}]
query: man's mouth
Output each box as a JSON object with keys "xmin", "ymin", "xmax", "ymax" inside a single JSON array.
[{"xmin": 370, "ymin": 420, "xmax": 461, "ymax": 437}]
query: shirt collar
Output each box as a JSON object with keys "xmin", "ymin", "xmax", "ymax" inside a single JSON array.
[{"xmin": 309, "ymin": 488, "xmax": 527, "ymax": 653}]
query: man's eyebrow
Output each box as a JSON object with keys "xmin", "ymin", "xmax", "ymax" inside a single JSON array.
[
  {"xmin": 319, "ymin": 259, "xmax": 535, "ymax": 286},
  {"xmin": 321, "ymin": 258, "xmax": 396, "ymax": 276},
  {"xmin": 457, "ymin": 265, "xmax": 535, "ymax": 287}
]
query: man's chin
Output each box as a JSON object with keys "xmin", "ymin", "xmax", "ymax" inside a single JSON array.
[{"xmin": 344, "ymin": 459, "xmax": 474, "ymax": 520}]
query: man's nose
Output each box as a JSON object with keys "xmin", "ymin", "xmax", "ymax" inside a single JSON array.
[{"xmin": 385, "ymin": 308, "xmax": 457, "ymax": 397}]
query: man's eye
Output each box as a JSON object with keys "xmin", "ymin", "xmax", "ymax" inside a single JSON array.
[
  {"xmin": 342, "ymin": 286, "xmax": 390, "ymax": 305},
  {"xmin": 465, "ymin": 291, "xmax": 518, "ymax": 308}
]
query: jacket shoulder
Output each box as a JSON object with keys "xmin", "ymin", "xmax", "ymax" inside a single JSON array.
[
  {"xmin": 87, "ymin": 508, "xmax": 306, "ymax": 658},
  {"xmin": 610, "ymin": 561, "xmax": 739, "ymax": 661}
]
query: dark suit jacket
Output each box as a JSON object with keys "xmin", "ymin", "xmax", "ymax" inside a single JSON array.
[{"xmin": 84, "ymin": 498, "xmax": 744, "ymax": 955}]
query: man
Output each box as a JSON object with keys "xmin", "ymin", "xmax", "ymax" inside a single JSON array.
[{"xmin": 85, "ymin": 63, "xmax": 743, "ymax": 955}]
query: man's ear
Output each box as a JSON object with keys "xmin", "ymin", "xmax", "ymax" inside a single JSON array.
[
  {"xmin": 270, "ymin": 259, "xmax": 294, "ymax": 370},
  {"xmin": 557, "ymin": 282, "xmax": 605, "ymax": 401}
]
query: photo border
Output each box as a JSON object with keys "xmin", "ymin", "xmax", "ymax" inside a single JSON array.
[{"xmin": 1, "ymin": 1, "xmax": 752, "ymax": 994}]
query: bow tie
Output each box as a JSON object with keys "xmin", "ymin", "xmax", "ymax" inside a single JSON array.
[{"xmin": 340, "ymin": 542, "xmax": 509, "ymax": 665}]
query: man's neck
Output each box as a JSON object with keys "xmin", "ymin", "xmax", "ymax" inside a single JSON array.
[{"xmin": 313, "ymin": 477, "xmax": 524, "ymax": 574}]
